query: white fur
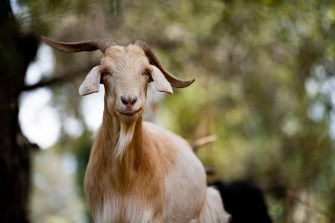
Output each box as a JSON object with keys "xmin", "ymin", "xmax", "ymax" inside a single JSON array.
[{"xmin": 94, "ymin": 194, "xmax": 156, "ymax": 223}]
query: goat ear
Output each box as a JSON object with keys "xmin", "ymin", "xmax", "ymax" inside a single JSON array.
[
  {"xmin": 150, "ymin": 65, "xmax": 173, "ymax": 94},
  {"xmin": 79, "ymin": 66, "xmax": 101, "ymax": 96}
]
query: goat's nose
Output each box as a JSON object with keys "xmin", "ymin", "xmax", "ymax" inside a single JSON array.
[{"xmin": 121, "ymin": 96, "xmax": 137, "ymax": 106}]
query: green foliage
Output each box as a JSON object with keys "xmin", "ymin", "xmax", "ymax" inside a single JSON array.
[{"xmin": 16, "ymin": 0, "xmax": 335, "ymax": 221}]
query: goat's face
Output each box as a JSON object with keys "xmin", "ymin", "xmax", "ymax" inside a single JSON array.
[
  {"xmin": 79, "ymin": 44, "xmax": 173, "ymax": 124},
  {"xmin": 101, "ymin": 45, "xmax": 151, "ymax": 123}
]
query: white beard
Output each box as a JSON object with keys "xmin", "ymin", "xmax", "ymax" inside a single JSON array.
[{"xmin": 114, "ymin": 122, "xmax": 136, "ymax": 159}]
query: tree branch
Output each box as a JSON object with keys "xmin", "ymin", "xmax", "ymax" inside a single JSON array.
[{"xmin": 22, "ymin": 63, "xmax": 95, "ymax": 91}]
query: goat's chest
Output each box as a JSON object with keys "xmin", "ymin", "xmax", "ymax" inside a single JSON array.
[{"xmin": 86, "ymin": 171, "xmax": 164, "ymax": 223}]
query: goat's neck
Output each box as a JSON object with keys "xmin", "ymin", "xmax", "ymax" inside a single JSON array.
[
  {"xmin": 99, "ymin": 109, "xmax": 155, "ymax": 190},
  {"xmin": 100, "ymin": 108, "xmax": 146, "ymax": 172}
]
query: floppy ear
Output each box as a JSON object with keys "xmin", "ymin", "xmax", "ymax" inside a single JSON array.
[
  {"xmin": 150, "ymin": 65, "xmax": 173, "ymax": 94},
  {"xmin": 79, "ymin": 66, "xmax": 101, "ymax": 96}
]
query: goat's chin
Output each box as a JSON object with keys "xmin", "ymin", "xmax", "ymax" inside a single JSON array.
[
  {"xmin": 119, "ymin": 115, "xmax": 139, "ymax": 124},
  {"xmin": 117, "ymin": 109, "xmax": 142, "ymax": 124}
]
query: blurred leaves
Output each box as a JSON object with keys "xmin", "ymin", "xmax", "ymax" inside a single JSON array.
[{"xmin": 15, "ymin": 0, "xmax": 335, "ymax": 222}]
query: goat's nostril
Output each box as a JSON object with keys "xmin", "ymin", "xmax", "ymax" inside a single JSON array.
[
  {"xmin": 121, "ymin": 96, "xmax": 128, "ymax": 105},
  {"xmin": 121, "ymin": 96, "xmax": 137, "ymax": 106},
  {"xmin": 130, "ymin": 97, "xmax": 137, "ymax": 105}
]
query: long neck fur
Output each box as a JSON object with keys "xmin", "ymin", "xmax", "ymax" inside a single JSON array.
[{"xmin": 95, "ymin": 106, "xmax": 157, "ymax": 191}]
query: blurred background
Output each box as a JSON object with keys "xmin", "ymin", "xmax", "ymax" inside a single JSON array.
[{"xmin": 1, "ymin": 0, "xmax": 335, "ymax": 222}]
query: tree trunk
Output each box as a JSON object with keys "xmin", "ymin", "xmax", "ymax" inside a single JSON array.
[{"xmin": 0, "ymin": 0, "xmax": 38, "ymax": 222}]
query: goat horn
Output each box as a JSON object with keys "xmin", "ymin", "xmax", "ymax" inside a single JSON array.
[
  {"xmin": 41, "ymin": 36, "xmax": 116, "ymax": 53},
  {"xmin": 134, "ymin": 40, "xmax": 195, "ymax": 88}
]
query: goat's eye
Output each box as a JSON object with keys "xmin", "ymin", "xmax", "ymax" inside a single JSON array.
[
  {"xmin": 100, "ymin": 72, "xmax": 112, "ymax": 83},
  {"xmin": 101, "ymin": 72, "xmax": 112, "ymax": 78},
  {"xmin": 142, "ymin": 70, "xmax": 150, "ymax": 76},
  {"xmin": 142, "ymin": 70, "xmax": 152, "ymax": 78}
]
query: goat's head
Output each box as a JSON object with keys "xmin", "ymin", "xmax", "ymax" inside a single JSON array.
[{"xmin": 42, "ymin": 36, "xmax": 194, "ymax": 124}]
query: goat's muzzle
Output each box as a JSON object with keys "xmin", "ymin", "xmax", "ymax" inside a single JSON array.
[{"xmin": 116, "ymin": 95, "xmax": 142, "ymax": 123}]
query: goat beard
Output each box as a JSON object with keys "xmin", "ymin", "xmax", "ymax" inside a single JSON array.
[{"xmin": 114, "ymin": 122, "xmax": 136, "ymax": 159}]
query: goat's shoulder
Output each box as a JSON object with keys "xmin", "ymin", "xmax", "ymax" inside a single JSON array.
[
  {"xmin": 142, "ymin": 121, "xmax": 195, "ymax": 175},
  {"xmin": 142, "ymin": 121, "xmax": 191, "ymax": 150}
]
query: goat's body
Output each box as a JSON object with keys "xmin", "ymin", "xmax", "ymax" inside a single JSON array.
[
  {"xmin": 42, "ymin": 36, "xmax": 229, "ymax": 222},
  {"xmin": 85, "ymin": 114, "xmax": 228, "ymax": 223}
]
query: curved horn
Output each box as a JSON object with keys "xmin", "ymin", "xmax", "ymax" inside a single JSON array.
[
  {"xmin": 41, "ymin": 36, "xmax": 116, "ymax": 53},
  {"xmin": 133, "ymin": 40, "xmax": 195, "ymax": 88}
]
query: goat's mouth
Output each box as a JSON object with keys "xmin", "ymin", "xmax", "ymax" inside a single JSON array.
[{"xmin": 117, "ymin": 108, "xmax": 142, "ymax": 117}]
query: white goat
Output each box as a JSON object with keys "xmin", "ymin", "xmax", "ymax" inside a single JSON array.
[{"xmin": 42, "ymin": 36, "xmax": 230, "ymax": 223}]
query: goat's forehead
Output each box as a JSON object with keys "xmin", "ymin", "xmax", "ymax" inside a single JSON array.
[
  {"xmin": 103, "ymin": 45, "xmax": 148, "ymax": 65},
  {"xmin": 100, "ymin": 46, "xmax": 148, "ymax": 75}
]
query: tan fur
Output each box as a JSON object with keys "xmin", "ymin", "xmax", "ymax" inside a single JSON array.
[{"xmin": 82, "ymin": 44, "xmax": 230, "ymax": 223}]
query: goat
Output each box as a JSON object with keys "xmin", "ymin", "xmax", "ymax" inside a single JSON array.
[
  {"xmin": 209, "ymin": 180, "xmax": 272, "ymax": 223},
  {"xmin": 42, "ymin": 36, "xmax": 230, "ymax": 223}
]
